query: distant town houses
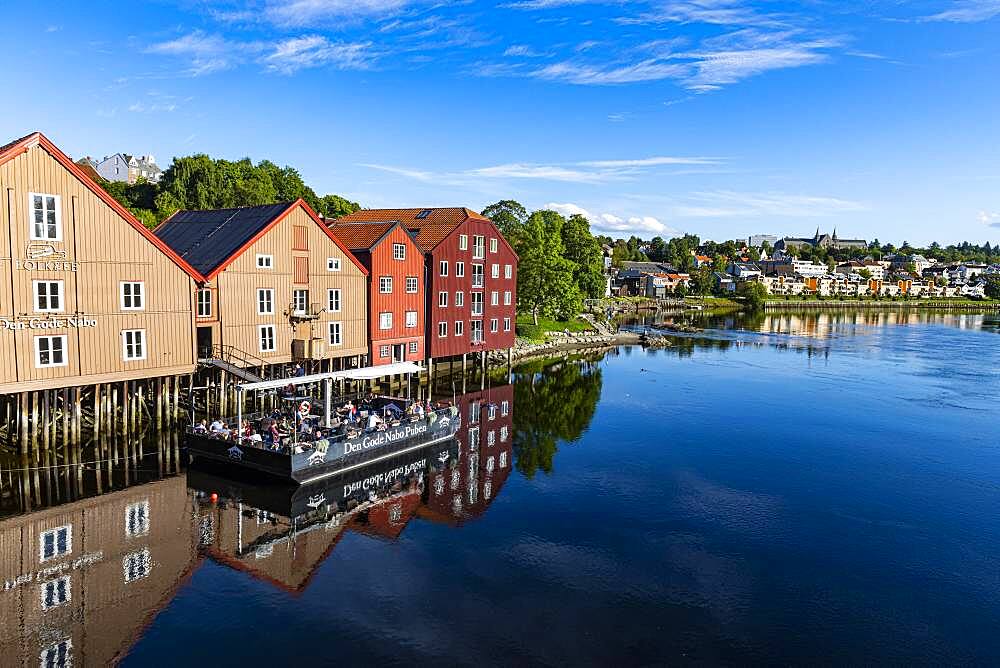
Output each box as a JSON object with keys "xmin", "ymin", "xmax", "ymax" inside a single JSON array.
[
  {"xmin": 774, "ymin": 228, "xmax": 867, "ymax": 252},
  {"xmin": 93, "ymin": 152, "xmax": 163, "ymax": 184},
  {"xmin": 747, "ymin": 234, "xmax": 778, "ymax": 248}
]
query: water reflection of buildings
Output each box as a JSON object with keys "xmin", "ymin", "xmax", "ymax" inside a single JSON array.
[{"xmin": 0, "ymin": 447, "xmax": 198, "ymax": 667}]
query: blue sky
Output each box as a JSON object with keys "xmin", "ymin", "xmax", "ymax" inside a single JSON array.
[{"xmin": 4, "ymin": 0, "xmax": 999, "ymax": 245}]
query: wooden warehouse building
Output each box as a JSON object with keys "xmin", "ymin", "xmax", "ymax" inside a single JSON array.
[
  {"xmin": 332, "ymin": 208, "xmax": 517, "ymax": 368},
  {"xmin": 328, "ymin": 221, "xmax": 426, "ymax": 366},
  {"xmin": 0, "ymin": 132, "xmax": 201, "ymax": 396},
  {"xmin": 154, "ymin": 200, "xmax": 369, "ymax": 372}
]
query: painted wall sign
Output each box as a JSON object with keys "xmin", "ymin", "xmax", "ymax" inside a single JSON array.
[
  {"xmin": 13, "ymin": 259, "xmax": 79, "ymax": 272},
  {"xmin": 0, "ymin": 317, "xmax": 97, "ymax": 331},
  {"xmin": 3, "ymin": 551, "xmax": 104, "ymax": 592}
]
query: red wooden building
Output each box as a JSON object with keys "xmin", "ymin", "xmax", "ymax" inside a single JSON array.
[
  {"xmin": 328, "ymin": 221, "xmax": 425, "ymax": 365},
  {"xmin": 333, "ymin": 208, "xmax": 517, "ymax": 364}
]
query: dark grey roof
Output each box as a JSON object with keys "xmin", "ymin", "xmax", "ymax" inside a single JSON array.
[{"xmin": 154, "ymin": 202, "xmax": 293, "ymax": 276}]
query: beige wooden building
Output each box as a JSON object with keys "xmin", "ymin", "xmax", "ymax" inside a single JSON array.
[
  {"xmin": 154, "ymin": 200, "xmax": 369, "ymax": 371},
  {"xmin": 0, "ymin": 133, "xmax": 201, "ymax": 394}
]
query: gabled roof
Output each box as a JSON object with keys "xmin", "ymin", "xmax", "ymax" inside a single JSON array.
[
  {"xmin": 155, "ymin": 199, "xmax": 368, "ymax": 280},
  {"xmin": 333, "ymin": 207, "xmax": 493, "ymax": 251},
  {"xmin": 328, "ymin": 220, "xmax": 420, "ymax": 252},
  {"xmin": 0, "ymin": 131, "xmax": 202, "ymax": 281}
]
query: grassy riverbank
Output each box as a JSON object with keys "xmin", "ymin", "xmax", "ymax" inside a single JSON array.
[{"xmin": 515, "ymin": 314, "xmax": 595, "ymax": 342}]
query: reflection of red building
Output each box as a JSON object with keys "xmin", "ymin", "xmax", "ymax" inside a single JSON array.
[{"xmin": 420, "ymin": 383, "xmax": 514, "ymax": 525}]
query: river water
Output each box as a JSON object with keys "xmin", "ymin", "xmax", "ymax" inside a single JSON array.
[{"xmin": 3, "ymin": 310, "xmax": 999, "ymax": 666}]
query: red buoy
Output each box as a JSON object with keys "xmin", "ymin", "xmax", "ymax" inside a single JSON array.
[{"xmin": 210, "ymin": 493, "xmax": 219, "ymax": 503}]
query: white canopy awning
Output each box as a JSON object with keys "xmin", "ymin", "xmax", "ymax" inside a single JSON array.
[{"xmin": 235, "ymin": 361, "xmax": 423, "ymax": 393}]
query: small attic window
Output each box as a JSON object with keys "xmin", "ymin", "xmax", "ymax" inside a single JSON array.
[{"xmin": 416, "ymin": 209, "xmax": 432, "ymax": 219}]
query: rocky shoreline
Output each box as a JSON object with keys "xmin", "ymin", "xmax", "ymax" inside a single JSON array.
[{"xmin": 485, "ymin": 329, "xmax": 671, "ymax": 368}]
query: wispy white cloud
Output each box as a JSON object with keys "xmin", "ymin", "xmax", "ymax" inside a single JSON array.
[
  {"xmin": 615, "ymin": 0, "xmax": 789, "ymax": 28},
  {"xmin": 546, "ymin": 202, "xmax": 679, "ymax": 235},
  {"xmin": 215, "ymin": 0, "xmax": 418, "ymax": 27},
  {"xmin": 674, "ymin": 190, "xmax": 867, "ymax": 218},
  {"xmin": 146, "ymin": 31, "xmax": 238, "ymax": 75},
  {"xmin": 922, "ymin": 0, "xmax": 1000, "ymax": 23},
  {"xmin": 978, "ymin": 210, "xmax": 1000, "ymax": 227},
  {"xmin": 504, "ymin": 44, "xmax": 544, "ymax": 57},
  {"xmin": 579, "ymin": 156, "xmax": 722, "ymax": 167},
  {"xmin": 263, "ymin": 36, "xmax": 377, "ymax": 73}
]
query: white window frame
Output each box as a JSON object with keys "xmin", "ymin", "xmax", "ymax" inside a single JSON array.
[
  {"xmin": 504, "ymin": 264, "xmax": 512, "ymax": 279},
  {"xmin": 406, "ymin": 276, "xmax": 418, "ymax": 293},
  {"xmin": 473, "ymin": 235, "xmax": 485, "ymax": 259},
  {"xmin": 501, "ymin": 400, "xmax": 509, "ymax": 416},
  {"xmin": 405, "ymin": 310, "xmax": 417, "ymax": 328},
  {"xmin": 490, "ymin": 237, "xmax": 498, "ymax": 253},
  {"xmin": 327, "ymin": 288, "xmax": 341, "ymax": 312},
  {"xmin": 123, "ymin": 548, "xmax": 151, "ymax": 583},
  {"xmin": 438, "ymin": 321, "xmax": 447, "ymax": 337},
  {"xmin": 379, "ymin": 276, "xmax": 393, "ymax": 294},
  {"xmin": 121, "ymin": 329, "xmax": 147, "ymax": 361},
  {"xmin": 379, "ymin": 312, "xmax": 393, "ymax": 330},
  {"xmin": 455, "ymin": 320, "xmax": 464, "ymax": 336},
  {"xmin": 471, "ymin": 292, "xmax": 484, "ymax": 316},
  {"xmin": 125, "ymin": 500, "xmax": 150, "ymax": 537},
  {"xmin": 439, "ymin": 260, "xmax": 448, "ymax": 277},
  {"xmin": 392, "ymin": 243, "xmax": 406, "ymax": 261},
  {"xmin": 472, "ymin": 264, "xmax": 484, "ymax": 288},
  {"xmin": 329, "ymin": 321, "xmax": 342, "ymax": 346},
  {"xmin": 503, "ymin": 317, "xmax": 511, "ymax": 332},
  {"xmin": 380, "ymin": 345, "xmax": 391, "ymax": 358},
  {"xmin": 39, "ymin": 525, "xmax": 72, "ymax": 562},
  {"xmin": 455, "ymin": 291, "xmax": 464, "ymax": 307},
  {"xmin": 40, "ymin": 575, "xmax": 71, "ymax": 611},
  {"xmin": 327, "ymin": 257, "xmax": 341, "ymax": 272},
  {"xmin": 33, "ymin": 280, "xmax": 64, "ymax": 313},
  {"xmin": 491, "ymin": 291, "xmax": 499, "ymax": 306},
  {"xmin": 456, "ymin": 261, "xmax": 465, "ymax": 277},
  {"xmin": 256, "ymin": 254, "xmax": 274, "ymax": 270},
  {"xmin": 490, "ymin": 318, "xmax": 499, "ymax": 333},
  {"xmin": 459, "ymin": 234, "xmax": 468, "ymax": 251},
  {"xmin": 439, "ymin": 291, "xmax": 448, "ymax": 308},
  {"xmin": 258, "ymin": 324, "xmax": 276, "ymax": 353},
  {"xmin": 504, "ymin": 290, "xmax": 512, "ymax": 305},
  {"xmin": 119, "ymin": 281, "xmax": 144, "ymax": 311},
  {"xmin": 292, "ymin": 289, "xmax": 308, "ymax": 314},
  {"xmin": 408, "ymin": 341, "xmax": 418, "ymax": 353},
  {"xmin": 491, "ymin": 263, "xmax": 500, "ymax": 279},
  {"xmin": 196, "ymin": 288, "xmax": 212, "ymax": 318},
  {"xmin": 34, "ymin": 335, "xmax": 68, "ymax": 369},
  {"xmin": 257, "ymin": 288, "xmax": 274, "ymax": 315},
  {"xmin": 28, "ymin": 192, "xmax": 62, "ymax": 241},
  {"xmin": 40, "ymin": 639, "xmax": 72, "ymax": 668}
]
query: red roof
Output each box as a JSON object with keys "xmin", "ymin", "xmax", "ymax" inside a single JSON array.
[
  {"xmin": 0, "ymin": 132, "xmax": 203, "ymax": 281},
  {"xmin": 334, "ymin": 207, "xmax": 489, "ymax": 250},
  {"xmin": 328, "ymin": 221, "xmax": 405, "ymax": 251}
]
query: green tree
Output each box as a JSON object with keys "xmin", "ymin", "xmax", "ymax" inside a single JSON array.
[
  {"xmin": 739, "ymin": 280, "xmax": 769, "ymax": 310},
  {"xmin": 561, "ymin": 213, "xmax": 606, "ymax": 299},
  {"xmin": 482, "ymin": 200, "xmax": 528, "ymax": 242},
  {"xmin": 984, "ymin": 274, "xmax": 1000, "ymax": 299},
  {"xmin": 516, "ymin": 210, "xmax": 581, "ymax": 324},
  {"xmin": 691, "ymin": 266, "xmax": 714, "ymax": 295}
]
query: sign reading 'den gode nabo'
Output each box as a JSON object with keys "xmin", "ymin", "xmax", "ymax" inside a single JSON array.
[
  {"xmin": 0, "ymin": 316, "xmax": 96, "ymax": 331},
  {"xmin": 342, "ymin": 423, "xmax": 430, "ymax": 456}
]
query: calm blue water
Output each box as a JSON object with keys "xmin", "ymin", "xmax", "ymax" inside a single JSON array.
[{"xmin": 8, "ymin": 311, "xmax": 1000, "ymax": 665}]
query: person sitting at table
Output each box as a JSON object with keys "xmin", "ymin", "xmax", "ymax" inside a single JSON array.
[
  {"xmin": 366, "ymin": 412, "xmax": 381, "ymax": 431},
  {"xmin": 210, "ymin": 418, "xmax": 225, "ymax": 434},
  {"xmin": 193, "ymin": 419, "xmax": 208, "ymax": 434}
]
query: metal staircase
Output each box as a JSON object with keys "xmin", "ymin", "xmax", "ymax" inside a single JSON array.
[{"xmin": 197, "ymin": 344, "xmax": 267, "ymax": 383}]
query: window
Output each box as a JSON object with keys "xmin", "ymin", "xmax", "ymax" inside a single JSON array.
[
  {"xmin": 329, "ymin": 321, "xmax": 342, "ymax": 346},
  {"xmin": 504, "ymin": 290, "xmax": 512, "ymax": 306},
  {"xmin": 406, "ymin": 276, "xmax": 418, "ymax": 293},
  {"xmin": 393, "ymin": 243, "xmax": 406, "ymax": 260},
  {"xmin": 379, "ymin": 276, "xmax": 393, "ymax": 294},
  {"xmin": 408, "ymin": 341, "xmax": 418, "ymax": 353},
  {"xmin": 471, "ymin": 319, "xmax": 483, "ymax": 343},
  {"xmin": 473, "ymin": 235, "xmax": 485, "ymax": 259},
  {"xmin": 122, "ymin": 329, "xmax": 146, "ymax": 361},
  {"xmin": 456, "ymin": 261, "xmax": 465, "ymax": 277},
  {"xmin": 439, "ymin": 260, "xmax": 448, "ymax": 277},
  {"xmin": 34, "ymin": 280, "xmax": 63, "ymax": 313},
  {"xmin": 41, "ymin": 575, "xmax": 71, "ymax": 610},
  {"xmin": 120, "ymin": 282, "xmax": 144, "ymax": 310},
  {"xmin": 405, "ymin": 310, "xmax": 417, "ymax": 328},
  {"xmin": 256, "ymin": 254, "xmax": 273, "ymax": 270},
  {"xmin": 471, "ymin": 292, "xmax": 484, "ymax": 316},
  {"xmin": 259, "ymin": 325, "xmax": 276, "ymax": 352},
  {"xmin": 379, "ymin": 312, "xmax": 393, "ymax": 330},
  {"xmin": 327, "ymin": 288, "xmax": 341, "ymax": 312},
  {"xmin": 380, "ymin": 345, "xmax": 390, "ymax": 358},
  {"xmin": 35, "ymin": 335, "xmax": 67, "ymax": 368},
  {"xmin": 197, "ymin": 289, "xmax": 212, "ymax": 318},
  {"xmin": 455, "ymin": 320, "xmax": 464, "ymax": 336},
  {"xmin": 469, "ymin": 401, "xmax": 481, "ymax": 424},
  {"xmin": 472, "ymin": 264, "xmax": 484, "ymax": 288},
  {"xmin": 504, "ymin": 264, "xmax": 512, "ymax": 279},
  {"xmin": 40, "ymin": 525, "xmax": 71, "ymax": 561},
  {"xmin": 490, "ymin": 318, "xmax": 499, "ymax": 333},
  {"xmin": 29, "ymin": 193, "xmax": 61, "ymax": 241},
  {"xmin": 490, "ymin": 238, "xmax": 498, "ymax": 253},
  {"xmin": 327, "ymin": 257, "xmax": 341, "ymax": 272},
  {"xmin": 438, "ymin": 321, "xmax": 447, "ymax": 337},
  {"xmin": 123, "ymin": 548, "xmax": 151, "ymax": 583},
  {"xmin": 491, "ymin": 263, "xmax": 500, "ymax": 279},
  {"xmin": 439, "ymin": 291, "xmax": 448, "ymax": 308},
  {"xmin": 40, "ymin": 639, "xmax": 72, "ymax": 668},
  {"xmin": 455, "ymin": 291, "xmax": 464, "ymax": 307},
  {"xmin": 500, "ymin": 426, "xmax": 509, "ymax": 442},
  {"xmin": 501, "ymin": 400, "xmax": 510, "ymax": 416},
  {"xmin": 503, "ymin": 317, "xmax": 511, "ymax": 332},
  {"xmin": 500, "ymin": 450, "xmax": 508, "ymax": 467},
  {"xmin": 125, "ymin": 500, "xmax": 150, "ymax": 537},
  {"xmin": 459, "ymin": 234, "xmax": 468, "ymax": 251},
  {"xmin": 292, "ymin": 289, "xmax": 308, "ymax": 313},
  {"xmin": 488, "ymin": 430, "xmax": 496, "ymax": 446},
  {"xmin": 256, "ymin": 288, "xmax": 273, "ymax": 315},
  {"xmin": 491, "ymin": 291, "xmax": 499, "ymax": 306}
]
